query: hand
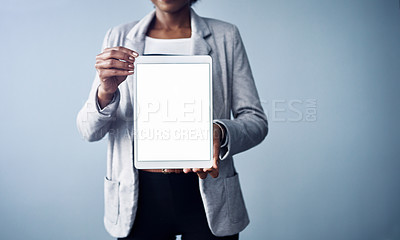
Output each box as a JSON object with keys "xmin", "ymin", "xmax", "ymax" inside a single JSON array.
[
  {"xmin": 183, "ymin": 123, "xmax": 222, "ymax": 179},
  {"xmin": 95, "ymin": 46, "xmax": 139, "ymax": 108}
]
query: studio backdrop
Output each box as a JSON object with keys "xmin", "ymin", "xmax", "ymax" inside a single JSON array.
[{"xmin": 0, "ymin": 0, "xmax": 399, "ymax": 239}]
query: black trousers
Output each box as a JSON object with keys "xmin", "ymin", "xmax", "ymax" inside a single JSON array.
[{"xmin": 118, "ymin": 171, "xmax": 239, "ymax": 240}]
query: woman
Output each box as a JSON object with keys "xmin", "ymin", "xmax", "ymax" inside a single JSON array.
[{"xmin": 77, "ymin": 0, "xmax": 268, "ymax": 239}]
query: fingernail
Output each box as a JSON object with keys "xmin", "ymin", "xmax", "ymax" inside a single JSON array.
[
  {"xmin": 129, "ymin": 56, "xmax": 134, "ymax": 60},
  {"xmin": 128, "ymin": 64, "xmax": 133, "ymax": 68},
  {"xmin": 128, "ymin": 71, "xmax": 134, "ymax": 73},
  {"xmin": 132, "ymin": 52, "xmax": 139, "ymax": 57}
]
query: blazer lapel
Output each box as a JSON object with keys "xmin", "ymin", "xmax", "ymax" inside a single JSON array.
[
  {"xmin": 190, "ymin": 10, "xmax": 225, "ymax": 119},
  {"xmin": 124, "ymin": 10, "xmax": 156, "ymax": 55},
  {"xmin": 190, "ymin": 9, "xmax": 212, "ymax": 56}
]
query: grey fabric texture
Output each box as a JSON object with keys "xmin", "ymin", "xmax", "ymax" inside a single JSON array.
[{"xmin": 77, "ymin": 9, "xmax": 268, "ymax": 238}]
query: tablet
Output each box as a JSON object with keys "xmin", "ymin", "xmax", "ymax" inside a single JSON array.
[{"xmin": 133, "ymin": 55, "xmax": 213, "ymax": 169}]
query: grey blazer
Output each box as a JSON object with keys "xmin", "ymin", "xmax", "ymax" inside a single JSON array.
[{"xmin": 77, "ymin": 9, "xmax": 268, "ymax": 238}]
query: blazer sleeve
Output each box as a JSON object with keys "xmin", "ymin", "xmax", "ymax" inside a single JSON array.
[
  {"xmin": 215, "ymin": 25, "xmax": 268, "ymax": 160},
  {"xmin": 76, "ymin": 28, "xmax": 121, "ymax": 142}
]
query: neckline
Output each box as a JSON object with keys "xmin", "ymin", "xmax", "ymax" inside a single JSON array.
[{"xmin": 145, "ymin": 36, "xmax": 191, "ymax": 41}]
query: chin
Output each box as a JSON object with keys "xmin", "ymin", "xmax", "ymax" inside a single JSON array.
[{"xmin": 153, "ymin": 0, "xmax": 190, "ymax": 13}]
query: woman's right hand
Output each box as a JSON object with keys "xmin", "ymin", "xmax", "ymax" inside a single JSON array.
[{"xmin": 95, "ymin": 46, "xmax": 139, "ymax": 108}]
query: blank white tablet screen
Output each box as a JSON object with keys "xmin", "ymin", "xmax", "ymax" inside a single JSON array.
[{"xmin": 136, "ymin": 63, "xmax": 211, "ymax": 162}]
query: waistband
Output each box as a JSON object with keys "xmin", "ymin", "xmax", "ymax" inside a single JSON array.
[{"xmin": 140, "ymin": 169, "xmax": 184, "ymax": 174}]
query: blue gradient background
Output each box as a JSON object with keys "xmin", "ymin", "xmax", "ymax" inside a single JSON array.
[{"xmin": 1, "ymin": 0, "xmax": 399, "ymax": 239}]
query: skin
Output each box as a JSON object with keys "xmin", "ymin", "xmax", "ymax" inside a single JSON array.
[
  {"xmin": 147, "ymin": 0, "xmax": 192, "ymax": 39},
  {"xmin": 95, "ymin": 0, "xmax": 221, "ymax": 179}
]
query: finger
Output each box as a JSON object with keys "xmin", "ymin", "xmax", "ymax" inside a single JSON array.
[
  {"xmin": 95, "ymin": 59, "xmax": 134, "ymax": 71},
  {"xmin": 183, "ymin": 168, "xmax": 192, "ymax": 173},
  {"xmin": 203, "ymin": 147, "xmax": 220, "ymax": 178},
  {"xmin": 98, "ymin": 69, "xmax": 134, "ymax": 79},
  {"xmin": 97, "ymin": 49, "xmax": 136, "ymax": 63},
  {"xmin": 197, "ymin": 171, "xmax": 208, "ymax": 179},
  {"xmin": 99, "ymin": 50, "xmax": 136, "ymax": 63},
  {"xmin": 104, "ymin": 46, "xmax": 139, "ymax": 57},
  {"xmin": 203, "ymin": 143, "xmax": 220, "ymax": 171},
  {"xmin": 203, "ymin": 162, "xmax": 216, "ymax": 172},
  {"xmin": 208, "ymin": 168, "xmax": 219, "ymax": 178},
  {"xmin": 203, "ymin": 161, "xmax": 219, "ymax": 178}
]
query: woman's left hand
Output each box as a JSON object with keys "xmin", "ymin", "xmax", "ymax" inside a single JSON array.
[{"xmin": 183, "ymin": 124, "xmax": 221, "ymax": 179}]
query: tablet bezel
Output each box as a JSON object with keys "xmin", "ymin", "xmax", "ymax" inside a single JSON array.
[{"xmin": 133, "ymin": 55, "xmax": 213, "ymax": 169}]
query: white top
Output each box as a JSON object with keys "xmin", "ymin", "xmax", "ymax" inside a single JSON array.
[{"xmin": 144, "ymin": 36, "xmax": 192, "ymax": 55}]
